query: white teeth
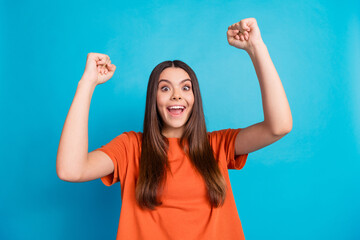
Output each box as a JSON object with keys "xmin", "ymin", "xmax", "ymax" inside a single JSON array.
[{"xmin": 168, "ymin": 106, "xmax": 185, "ymax": 110}]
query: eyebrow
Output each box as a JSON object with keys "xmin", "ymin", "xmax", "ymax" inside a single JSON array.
[{"xmin": 158, "ymin": 79, "xmax": 192, "ymax": 85}]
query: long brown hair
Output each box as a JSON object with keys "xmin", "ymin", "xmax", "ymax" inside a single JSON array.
[{"xmin": 135, "ymin": 60, "xmax": 227, "ymax": 210}]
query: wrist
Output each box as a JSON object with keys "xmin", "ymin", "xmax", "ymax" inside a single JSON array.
[
  {"xmin": 246, "ymin": 41, "xmax": 267, "ymax": 58},
  {"xmin": 78, "ymin": 78, "xmax": 97, "ymax": 91}
]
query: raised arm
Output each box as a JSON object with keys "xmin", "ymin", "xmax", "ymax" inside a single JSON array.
[
  {"xmin": 56, "ymin": 53, "xmax": 116, "ymax": 181},
  {"xmin": 227, "ymin": 18, "xmax": 292, "ymax": 155}
]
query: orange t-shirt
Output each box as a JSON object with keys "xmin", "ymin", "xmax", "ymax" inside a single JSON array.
[{"xmin": 96, "ymin": 128, "xmax": 249, "ymax": 240}]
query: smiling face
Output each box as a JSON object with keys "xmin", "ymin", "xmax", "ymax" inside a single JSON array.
[{"xmin": 156, "ymin": 67, "xmax": 195, "ymax": 138}]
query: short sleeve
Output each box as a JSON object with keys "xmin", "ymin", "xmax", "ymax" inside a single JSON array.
[
  {"xmin": 94, "ymin": 132, "xmax": 131, "ymax": 187},
  {"xmin": 209, "ymin": 128, "xmax": 248, "ymax": 170}
]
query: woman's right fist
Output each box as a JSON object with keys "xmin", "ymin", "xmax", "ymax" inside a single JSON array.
[{"xmin": 81, "ymin": 53, "xmax": 116, "ymax": 86}]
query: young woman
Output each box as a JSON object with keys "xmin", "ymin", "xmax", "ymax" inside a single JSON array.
[{"xmin": 57, "ymin": 17, "xmax": 292, "ymax": 240}]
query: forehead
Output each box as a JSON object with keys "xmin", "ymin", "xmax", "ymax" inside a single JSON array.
[{"xmin": 158, "ymin": 67, "xmax": 191, "ymax": 83}]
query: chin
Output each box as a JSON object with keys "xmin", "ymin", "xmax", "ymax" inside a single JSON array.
[{"xmin": 163, "ymin": 117, "xmax": 188, "ymax": 130}]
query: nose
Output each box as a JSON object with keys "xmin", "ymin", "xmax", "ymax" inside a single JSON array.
[{"xmin": 171, "ymin": 88, "xmax": 182, "ymax": 100}]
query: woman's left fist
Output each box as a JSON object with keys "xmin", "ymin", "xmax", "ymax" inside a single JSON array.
[{"xmin": 227, "ymin": 18, "xmax": 263, "ymax": 52}]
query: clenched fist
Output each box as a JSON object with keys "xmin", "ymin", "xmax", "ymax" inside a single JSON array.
[
  {"xmin": 81, "ymin": 53, "xmax": 116, "ymax": 86},
  {"xmin": 227, "ymin": 18, "xmax": 264, "ymax": 52}
]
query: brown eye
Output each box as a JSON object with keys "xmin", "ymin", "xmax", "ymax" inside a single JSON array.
[
  {"xmin": 161, "ymin": 86, "xmax": 170, "ymax": 91},
  {"xmin": 183, "ymin": 85, "xmax": 191, "ymax": 91}
]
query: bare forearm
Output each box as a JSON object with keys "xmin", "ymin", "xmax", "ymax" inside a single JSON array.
[
  {"xmin": 247, "ymin": 42, "xmax": 292, "ymax": 135},
  {"xmin": 56, "ymin": 79, "xmax": 96, "ymax": 180}
]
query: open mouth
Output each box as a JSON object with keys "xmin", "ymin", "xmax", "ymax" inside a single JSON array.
[{"xmin": 167, "ymin": 107, "xmax": 185, "ymax": 117}]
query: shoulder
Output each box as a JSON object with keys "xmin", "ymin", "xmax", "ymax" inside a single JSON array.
[
  {"xmin": 121, "ymin": 131, "xmax": 142, "ymax": 139},
  {"xmin": 110, "ymin": 131, "xmax": 143, "ymax": 147},
  {"xmin": 208, "ymin": 128, "xmax": 242, "ymax": 143},
  {"xmin": 121, "ymin": 131, "xmax": 143, "ymax": 143}
]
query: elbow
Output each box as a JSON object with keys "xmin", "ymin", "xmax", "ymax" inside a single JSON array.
[
  {"xmin": 57, "ymin": 170, "xmax": 80, "ymax": 182},
  {"xmin": 56, "ymin": 163, "xmax": 80, "ymax": 182},
  {"xmin": 282, "ymin": 125, "xmax": 292, "ymax": 135},
  {"xmin": 273, "ymin": 123, "xmax": 292, "ymax": 136},
  {"xmin": 56, "ymin": 168, "xmax": 71, "ymax": 182}
]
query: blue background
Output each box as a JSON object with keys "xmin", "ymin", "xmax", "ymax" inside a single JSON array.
[{"xmin": 1, "ymin": 0, "xmax": 359, "ymax": 239}]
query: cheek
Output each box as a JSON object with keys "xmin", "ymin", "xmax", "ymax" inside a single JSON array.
[
  {"xmin": 188, "ymin": 93, "xmax": 195, "ymax": 106},
  {"xmin": 156, "ymin": 95, "xmax": 166, "ymax": 111},
  {"xmin": 156, "ymin": 92, "xmax": 162, "ymax": 105}
]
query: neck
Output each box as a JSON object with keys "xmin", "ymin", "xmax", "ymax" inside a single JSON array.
[{"xmin": 161, "ymin": 127, "xmax": 184, "ymax": 138}]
